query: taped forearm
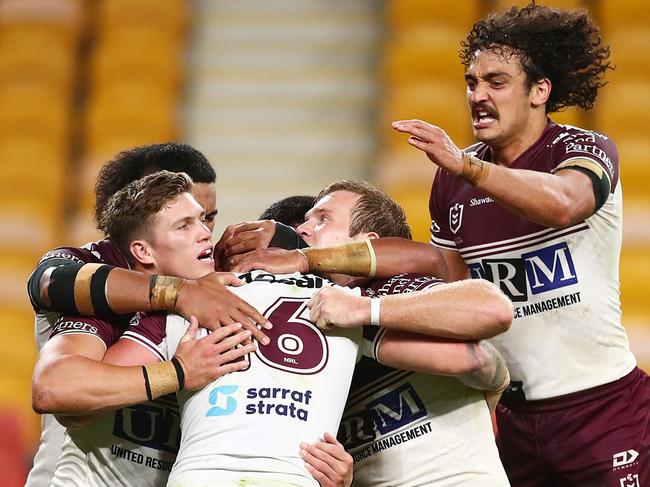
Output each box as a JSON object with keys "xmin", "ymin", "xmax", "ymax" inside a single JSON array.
[{"xmin": 298, "ymin": 239, "xmax": 377, "ymax": 277}]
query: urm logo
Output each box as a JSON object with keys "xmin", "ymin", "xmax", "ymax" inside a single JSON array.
[
  {"xmin": 469, "ymin": 242, "xmax": 578, "ymax": 302},
  {"xmin": 206, "ymin": 385, "xmax": 239, "ymax": 417},
  {"xmin": 113, "ymin": 402, "xmax": 181, "ymax": 453},
  {"xmin": 338, "ymin": 383, "xmax": 427, "ymax": 450}
]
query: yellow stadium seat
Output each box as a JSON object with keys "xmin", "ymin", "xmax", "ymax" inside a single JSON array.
[
  {"xmin": 620, "ymin": 247, "xmax": 650, "ymax": 316},
  {"xmin": 596, "ymin": 81, "xmax": 650, "ymax": 138},
  {"xmin": 383, "ymin": 26, "xmax": 468, "ymax": 84},
  {"xmin": 607, "ymin": 29, "xmax": 650, "ymax": 81},
  {"xmin": 97, "ymin": 0, "xmax": 188, "ymax": 37},
  {"xmin": 600, "ymin": 0, "xmax": 650, "ymax": 31},
  {"xmin": 382, "ymin": 81, "xmax": 473, "ymax": 148},
  {"xmin": 387, "ymin": 0, "xmax": 480, "ymax": 31}
]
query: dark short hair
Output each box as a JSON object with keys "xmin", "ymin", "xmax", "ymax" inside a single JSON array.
[
  {"xmin": 99, "ymin": 171, "xmax": 193, "ymax": 265},
  {"xmin": 460, "ymin": 4, "xmax": 611, "ymax": 113},
  {"xmin": 260, "ymin": 195, "xmax": 316, "ymax": 228},
  {"xmin": 316, "ymin": 180, "xmax": 412, "ymax": 240},
  {"xmin": 95, "ymin": 143, "xmax": 215, "ymax": 230}
]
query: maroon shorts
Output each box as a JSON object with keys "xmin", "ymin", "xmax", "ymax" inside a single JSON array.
[{"xmin": 496, "ymin": 367, "xmax": 650, "ymax": 487}]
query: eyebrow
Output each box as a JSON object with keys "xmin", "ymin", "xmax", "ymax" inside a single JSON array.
[
  {"xmin": 305, "ymin": 207, "xmax": 331, "ymax": 220},
  {"xmin": 465, "ymin": 70, "xmax": 511, "ymax": 82},
  {"xmin": 205, "ymin": 209, "xmax": 218, "ymax": 219}
]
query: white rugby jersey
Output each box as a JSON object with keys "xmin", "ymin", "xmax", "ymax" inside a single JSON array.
[
  {"xmin": 340, "ymin": 276, "xmax": 509, "ymax": 486},
  {"xmin": 51, "ymin": 395, "xmax": 179, "ymax": 487},
  {"xmin": 342, "ymin": 360, "xmax": 508, "ymax": 487},
  {"xmin": 130, "ymin": 271, "xmax": 367, "ymax": 487},
  {"xmin": 429, "ymin": 121, "xmax": 636, "ymax": 400}
]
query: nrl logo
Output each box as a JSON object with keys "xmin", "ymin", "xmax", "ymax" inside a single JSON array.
[{"xmin": 449, "ymin": 203, "xmax": 464, "ymax": 234}]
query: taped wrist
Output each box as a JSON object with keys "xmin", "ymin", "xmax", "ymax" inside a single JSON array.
[
  {"xmin": 299, "ymin": 239, "xmax": 377, "ymax": 278},
  {"xmin": 142, "ymin": 357, "xmax": 185, "ymax": 401},
  {"xmin": 460, "ymin": 152, "xmax": 490, "ymax": 187},
  {"xmin": 49, "ymin": 263, "xmax": 114, "ymax": 316},
  {"xmin": 149, "ymin": 275, "xmax": 185, "ymax": 311}
]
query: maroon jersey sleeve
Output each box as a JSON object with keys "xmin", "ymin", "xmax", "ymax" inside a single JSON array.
[
  {"xmin": 50, "ymin": 314, "xmax": 121, "ymax": 349},
  {"xmin": 364, "ymin": 273, "xmax": 442, "ymax": 298},
  {"xmin": 428, "ymin": 169, "xmax": 457, "ymax": 250},
  {"xmin": 119, "ymin": 312, "xmax": 168, "ymax": 362}
]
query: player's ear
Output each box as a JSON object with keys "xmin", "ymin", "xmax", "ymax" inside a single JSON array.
[
  {"xmin": 355, "ymin": 231, "xmax": 379, "ymax": 241},
  {"xmin": 530, "ymin": 77, "xmax": 551, "ymax": 108},
  {"xmin": 130, "ymin": 240, "xmax": 155, "ymax": 266}
]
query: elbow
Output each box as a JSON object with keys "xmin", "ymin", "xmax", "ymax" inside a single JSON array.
[
  {"xmin": 32, "ymin": 382, "xmax": 56, "ymax": 415},
  {"xmin": 492, "ymin": 298, "xmax": 513, "ymax": 335},
  {"xmin": 544, "ymin": 200, "xmax": 580, "ymax": 229}
]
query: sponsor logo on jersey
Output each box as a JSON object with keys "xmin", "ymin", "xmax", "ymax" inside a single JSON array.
[
  {"xmin": 613, "ymin": 449, "xmax": 639, "ymax": 471},
  {"xmin": 206, "ymin": 385, "xmax": 239, "ymax": 416},
  {"xmin": 449, "ymin": 203, "xmax": 464, "ymax": 234},
  {"xmin": 619, "ymin": 474, "xmax": 640, "ymax": 487},
  {"xmin": 339, "ymin": 383, "xmax": 427, "ymax": 449},
  {"xmin": 469, "ymin": 196, "xmax": 494, "ymax": 207},
  {"xmin": 113, "ymin": 400, "xmax": 181, "ymax": 454},
  {"xmin": 469, "ymin": 242, "xmax": 578, "ymax": 302},
  {"xmin": 205, "ymin": 384, "xmax": 313, "ymax": 422},
  {"xmin": 53, "ymin": 319, "xmax": 99, "ymax": 335},
  {"xmin": 238, "ymin": 271, "xmax": 327, "ymax": 289}
]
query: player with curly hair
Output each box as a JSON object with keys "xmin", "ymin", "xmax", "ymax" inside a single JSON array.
[{"xmin": 393, "ymin": 3, "xmax": 649, "ymax": 486}]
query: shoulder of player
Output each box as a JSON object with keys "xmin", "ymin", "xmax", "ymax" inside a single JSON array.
[{"xmin": 37, "ymin": 238, "xmax": 128, "ymax": 268}]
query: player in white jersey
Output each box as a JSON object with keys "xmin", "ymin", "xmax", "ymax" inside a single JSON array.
[
  {"xmin": 100, "ymin": 176, "xmax": 513, "ymax": 486},
  {"xmin": 391, "ymin": 4, "xmax": 650, "ymax": 485}
]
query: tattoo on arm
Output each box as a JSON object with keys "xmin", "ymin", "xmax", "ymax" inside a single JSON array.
[{"xmin": 458, "ymin": 341, "xmax": 509, "ymax": 392}]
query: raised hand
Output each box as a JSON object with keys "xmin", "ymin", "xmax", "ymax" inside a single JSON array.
[
  {"xmin": 175, "ymin": 272, "xmax": 271, "ymax": 345},
  {"xmin": 300, "ymin": 432, "xmax": 353, "ymax": 487},
  {"xmin": 173, "ymin": 317, "xmax": 255, "ymax": 390},
  {"xmin": 307, "ymin": 287, "xmax": 370, "ymax": 330},
  {"xmin": 392, "ymin": 119, "xmax": 464, "ymax": 175},
  {"xmin": 214, "ymin": 220, "xmax": 277, "ymax": 267}
]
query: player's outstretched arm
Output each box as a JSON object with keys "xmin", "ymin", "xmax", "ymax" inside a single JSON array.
[
  {"xmin": 308, "ymin": 280, "xmax": 512, "ymax": 340},
  {"xmin": 32, "ymin": 320, "xmax": 252, "ymax": 418},
  {"xmin": 31, "ymin": 261, "xmax": 271, "ymax": 344},
  {"xmin": 393, "ymin": 119, "xmax": 601, "ymax": 228},
  {"xmin": 228, "ymin": 237, "xmax": 448, "ymax": 281},
  {"xmin": 300, "ymin": 432, "xmax": 353, "ymax": 487}
]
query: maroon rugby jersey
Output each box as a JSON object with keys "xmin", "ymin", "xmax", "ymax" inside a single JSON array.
[{"xmin": 429, "ymin": 120, "xmax": 635, "ymax": 400}]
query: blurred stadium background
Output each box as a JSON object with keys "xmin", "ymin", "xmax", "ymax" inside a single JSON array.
[{"xmin": 0, "ymin": 0, "xmax": 647, "ymax": 483}]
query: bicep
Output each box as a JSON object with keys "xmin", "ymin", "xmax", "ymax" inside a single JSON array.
[
  {"xmin": 553, "ymin": 166, "xmax": 598, "ymax": 221},
  {"xmin": 377, "ymin": 330, "xmax": 477, "ymax": 376},
  {"xmin": 39, "ymin": 334, "xmax": 106, "ymax": 363},
  {"xmin": 104, "ymin": 338, "xmax": 161, "ymax": 366}
]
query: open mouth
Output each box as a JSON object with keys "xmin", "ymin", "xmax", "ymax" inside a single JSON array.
[
  {"xmin": 197, "ymin": 247, "xmax": 214, "ymax": 262},
  {"xmin": 472, "ymin": 106, "xmax": 497, "ymax": 127}
]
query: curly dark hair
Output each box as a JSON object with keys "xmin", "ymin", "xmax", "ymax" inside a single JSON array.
[
  {"xmin": 460, "ymin": 3, "xmax": 612, "ymax": 113},
  {"xmin": 94, "ymin": 143, "xmax": 215, "ymax": 231}
]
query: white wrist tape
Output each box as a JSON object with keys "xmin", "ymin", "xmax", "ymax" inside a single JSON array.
[{"xmin": 370, "ymin": 298, "xmax": 381, "ymax": 327}]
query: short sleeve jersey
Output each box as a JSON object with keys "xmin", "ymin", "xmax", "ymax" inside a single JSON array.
[
  {"xmin": 429, "ymin": 121, "xmax": 636, "ymax": 400},
  {"xmin": 124, "ymin": 271, "xmax": 373, "ymax": 487},
  {"xmin": 339, "ymin": 275, "xmax": 509, "ymax": 487},
  {"xmin": 50, "ymin": 313, "xmax": 180, "ymax": 487},
  {"xmin": 25, "ymin": 238, "xmax": 130, "ymax": 487}
]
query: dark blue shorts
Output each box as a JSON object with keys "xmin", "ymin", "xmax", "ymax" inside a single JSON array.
[{"xmin": 496, "ymin": 367, "xmax": 650, "ymax": 487}]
